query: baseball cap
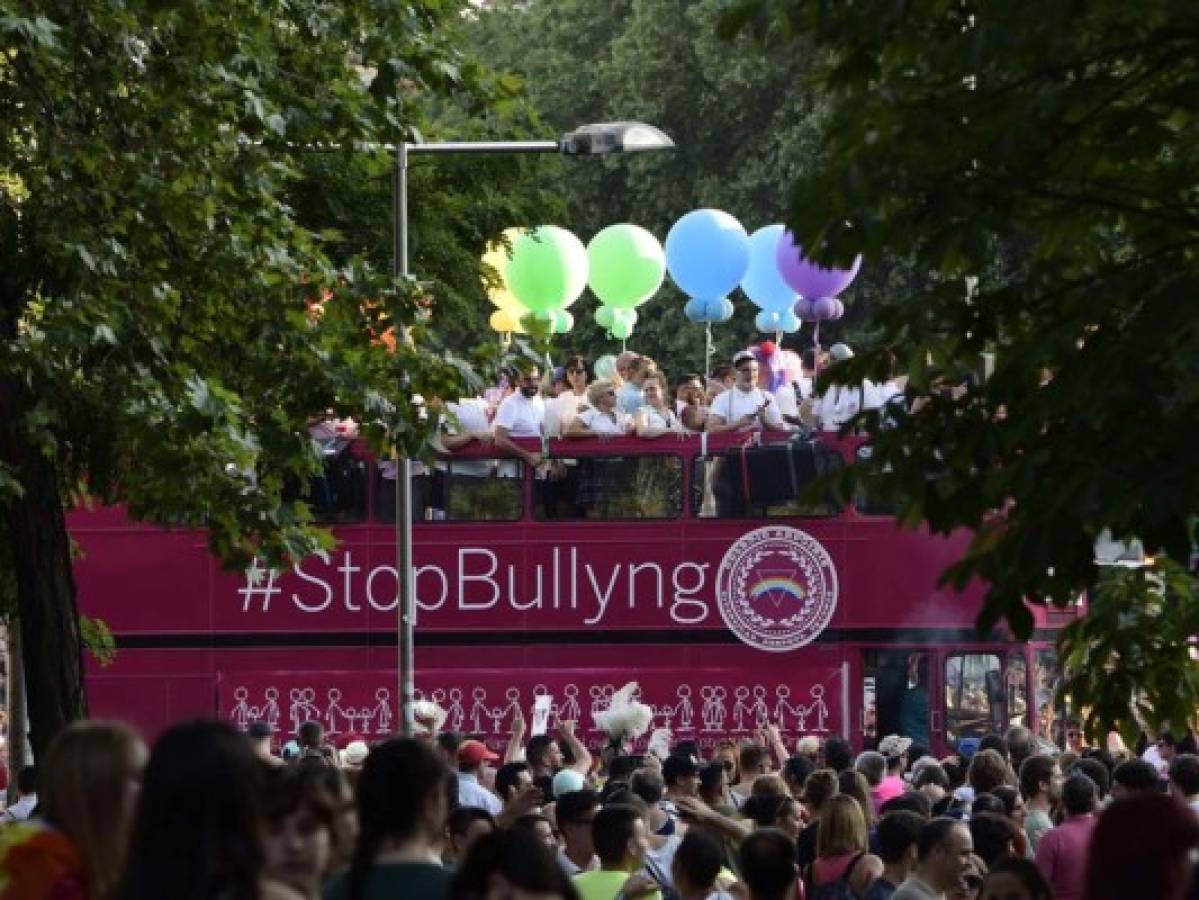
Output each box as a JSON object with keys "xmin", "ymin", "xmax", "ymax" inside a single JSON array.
[
  {"xmin": 732, "ymin": 350, "xmax": 757, "ymax": 368},
  {"xmin": 457, "ymin": 739, "xmax": 499, "ymax": 767},
  {"xmin": 957, "ymin": 737, "xmax": 980, "ymax": 759},
  {"xmin": 552, "ymin": 769, "xmax": 586, "ymax": 798},
  {"xmin": 878, "ymin": 734, "xmax": 913, "ymax": 759},
  {"xmin": 246, "ymin": 721, "xmax": 271, "ymax": 741},
  {"xmin": 829, "ymin": 342, "xmax": 854, "ymax": 362}
]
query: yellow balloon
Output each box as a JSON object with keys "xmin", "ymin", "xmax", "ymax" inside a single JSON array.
[
  {"xmin": 482, "ymin": 228, "xmax": 527, "ymax": 307},
  {"xmin": 489, "ymin": 308, "xmax": 525, "ymax": 334}
]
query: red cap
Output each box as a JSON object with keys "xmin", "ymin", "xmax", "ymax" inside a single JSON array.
[{"xmin": 457, "ymin": 739, "xmax": 499, "ymax": 767}]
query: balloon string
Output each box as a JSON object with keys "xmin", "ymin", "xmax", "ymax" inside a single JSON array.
[
  {"xmin": 622, "ymin": 339, "xmax": 627, "ymax": 354},
  {"xmin": 774, "ymin": 329, "xmax": 783, "ymax": 345},
  {"xmin": 813, "ymin": 321, "xmax": 821, "ymax": 349},
  {"xmin": 705, "ymin": 323, "xmax": 713, "ymax": 379}
]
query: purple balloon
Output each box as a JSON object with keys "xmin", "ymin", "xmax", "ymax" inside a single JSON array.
[
  {"xmin": 812, "ymin": 297, "xmax": 836, "ymax": 321},
  {"xmin": 775, "ymin": 230, "xmax": 862, "ymax": 300},
  {"xmin": 830, "ymin": 298, "xmax": 845, "ymax": 320},
  {"xmin": 795, "ymin": 297, "xmax": 818, "ymax": 321}
]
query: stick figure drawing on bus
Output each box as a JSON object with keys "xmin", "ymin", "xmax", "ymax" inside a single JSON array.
[
  {"xmin": 675, "ymin": 686, "xmax": 695, "ymax": 730},
  {"xmin": 231, "ymin": 687, "xmax": 252, "ymax": 730},
  {"xmin": 326, "ymin": 689, "xmax": 349, "ymax": 737},
  {"xmin": 447, "ymin": 688, "xmax": 465, "ymax": 733},
  {"xmin": 289, "ymin": 688, "xmax": 320, "ymax": 733},
  {"xmin": 560, "ymin": 684, "xmax": 581, "ymax": 725},
  {"xmin": 373, "ymin": 688, "xmax": 393, "ymax": 734},
  {"xmin": 807, "ymin": 684, "xmax": 829, "ymax": 732},
  {"xmin": 774, "ymin": 686, "xmax": 796, "ymax": 731},
  {"xmin": 471, "ymin": 687, "xmax": 490, "ymax": 734},
  {"xmin": 733, "ymin": 687, "xmax": 751, "ymax": 731},
  {"xmin": 752, "ymin": 685, "xmax": 770, "ymax": 729},
  {"xmin": 263, "ymin": 687, "xmax": 280, "ymax": 734},
  {"xmin": 701, "ymin": 686, "xmax": 728, "ymax": 732}
]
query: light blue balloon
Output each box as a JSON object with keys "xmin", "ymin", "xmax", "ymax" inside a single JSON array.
[
  {"xmin": 665, "ymin": 209, "xmax": 750, "ymax": 301},
  {"xmin": 684, "ymin": 296, "xmax": 709, "ymax": 323},
  {"xmin": 780, "ymin": 310, "xmax": 802, "ymax": 333},
  {"xmin": 755, "ymin": 309, "xmax": 781, "ymax": 332},
  {"xmin": 703, "ymin": 296, "xmax": 735, "ymax": 324},
  {"xmin": 742, "ymin": 224, "xmax": 798, "ymax": 311}
]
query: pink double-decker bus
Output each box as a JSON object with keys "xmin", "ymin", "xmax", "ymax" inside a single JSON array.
[{"xmin": 70, "ymin": 432, "xmax": 1073, "ymax": 755}]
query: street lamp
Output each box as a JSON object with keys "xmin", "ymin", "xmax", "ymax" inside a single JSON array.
[{"xmin": 392, "ymin": 121, "xmax": 674, "ymax": 736}]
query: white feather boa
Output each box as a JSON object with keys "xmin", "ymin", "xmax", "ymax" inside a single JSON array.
[{"xmin": 593, "ymin": 682, "xmax": 655, "ymax": 744}]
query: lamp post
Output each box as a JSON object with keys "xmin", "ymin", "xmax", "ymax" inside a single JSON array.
[{"xmin": 392, "ymin": 122, "xmax": 674, "ymax": 736}]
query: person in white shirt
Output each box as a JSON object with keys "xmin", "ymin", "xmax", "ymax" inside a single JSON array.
[
  {"xmin": 545, "ymin": 355, "xmax": 591, "ymax": 437},
  {"xmin": 439, "ymin": 397, "xmax": 494, "ymax": 480},
  {"xmin": 493, "ymin": 364, "xmax": 546, "ymax": 471},
  {"xmin": 803, "ymin": 342, "xmax": 877, "ymax": 432},
  {"xmin": 634, "ymin": 376, "xmax": 683, "ymax": 438},
  {"xmin": 706, "ymin": 351, "xmax": 790, "ymax": 434},
  {"xmin": 567, "ymin": 380, "xmax": 633, "ymax": 437},
  {"xmin": 456, "ymin": 739, "xmax": 503, "ymax": 815}
]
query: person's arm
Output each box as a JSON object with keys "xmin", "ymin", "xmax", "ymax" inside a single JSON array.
[
  {"xmin": 504, "ymin": 708, "xmax": 526, "ymax": 764},
  {"xmin": 559, "ymin": 720, "xmax": 593, "ymax": 775},
  {"xmin": 495, "ymin": 780, "xmax": 543, "ymax": 828},
  {"xmin": 675, "ymin": 796, "xmax": 752, "ymax": 841},
  {"xmin": 494, "ymin": 425, "xmax": 541, "ymax": 467},
  {"xmin": 765, "ymin": 723, "xmax": 789, "ymax": 770},
  {"xmin": 705, "ymin": 395, "xmax": 751, "ymax": 434},
  {"xmin": 761, "ymin": 395, "xmax": 792, "ymax": 432},
  {"xmin": 565, "ymin": 415, "xmax": 594, "ymax": 438}
]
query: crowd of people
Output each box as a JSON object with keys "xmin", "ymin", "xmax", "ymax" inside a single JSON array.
[{"xmin": 3, "ymin": 716, "xmax": 1199, "ymax": 900}]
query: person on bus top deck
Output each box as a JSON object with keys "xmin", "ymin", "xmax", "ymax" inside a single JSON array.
[
  {"xmin": 635, "ymin": 374, "xmax": 684, "ymax": 438},
  {"xmin": 613, "ymin": 350, "xmax": 640, "ymax": 386},
  {"xmin": 545, "ymin": 354, "xmax": 591, "ymax": 437},
  {"xmin": 802, "ymin": 342, "xmax": 878, "ymax": 433},
  {"xmin": 616, "ymin": 355, "xmax": 658, "ymax": 415},
  {"xmin": 567, "ymin": 380, "xmax": 634, "ymax": 437},
  {"xmin": 492, "ymin": 362, "xmax": 546, "ymax": 472},
  {"xmin": 705, "ymin": 351, "xmax": 791, "ymax": 435}
]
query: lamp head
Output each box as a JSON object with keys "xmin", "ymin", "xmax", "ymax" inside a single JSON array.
[{"xmin": 559, "ymin": 121, "xmax": 675, "ymax": 156}]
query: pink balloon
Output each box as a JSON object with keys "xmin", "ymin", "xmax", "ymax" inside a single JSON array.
[{"xmin": 775, "ymin": 230, "xmax": 862, "ymax": 300}]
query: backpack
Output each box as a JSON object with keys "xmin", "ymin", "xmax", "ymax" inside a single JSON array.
[{"xmin": 804, "ymin": 852, "xmax": 866, "ymax": 900}]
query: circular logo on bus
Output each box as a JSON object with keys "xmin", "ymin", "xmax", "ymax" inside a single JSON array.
[{"xmin": 715, "ymin": 525, "xmax": 838, "ymax": 653}]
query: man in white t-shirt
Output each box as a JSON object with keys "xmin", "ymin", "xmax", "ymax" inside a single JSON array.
[
  {"xmin": 706, "ymin": 351, "xmax": 790, "ymax": 434},
  {"xmin": 493, "ymin": 364, "xmax": 546, "ymax": 471}
]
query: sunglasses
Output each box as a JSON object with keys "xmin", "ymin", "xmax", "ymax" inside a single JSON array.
[
  {"xmin": 567, "ymin": 366, "xmax": 584, "ymax": 374},
  {"xmin": 603, "ymin": 390, "xmax": 616, "ymax": 397},
  {"xmin": 963, "ymin": 875, "xmax": 983, "ymax": 889}
]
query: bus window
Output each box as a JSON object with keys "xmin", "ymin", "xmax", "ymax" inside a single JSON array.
[
  {"xmin": 1008, "ymin": 651, "xmax": 1029, "ymax": 728},
  {"xmin": 538, "ymin": 455, "xmax": 681, "ymax": 520},
  {"xmin": 283, "ymin": 451, "xmax": 368, "ymax": 523},
  {"xmin": 691, "ymin": 456, "xmax": 841, "ymax": 519},
  {"xmin": 944, "ymin": 653, "xmax": 1001, "ymax": 743},
  {"xmin": 375, "ymin": 460, "xmax": 523, "ymax": 523}
]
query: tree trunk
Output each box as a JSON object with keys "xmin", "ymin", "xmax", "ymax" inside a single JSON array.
[{"xmin": 0, "ymin": 377, "xmax": 87, "ymax": 762}]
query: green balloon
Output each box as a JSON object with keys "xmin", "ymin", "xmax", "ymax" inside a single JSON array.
[
  {"xmin": 587, "ymin": 223, "xmax": 666, "ymax": 310},
  {"xmin": 551, "ymin": 310, "xmax": 575, "ymax": 334},
  {"xmin": 595, "ymin": 305, "xmax": 616, "ymax": 329},
  {"xmin": 609, "ymin": 317, "xmax": 634, "ymax": 340},
  {"xmin": 506, "ymin": 226, "xmax": 589, "ymax": 314}
]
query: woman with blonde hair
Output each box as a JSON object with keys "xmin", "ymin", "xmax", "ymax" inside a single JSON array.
[
  {"xmin": 806, "ymin": 794, "xmax": 883, "ymax": 897},
  {"xmin": 0, "ymin": 720, "xmax": 147, "ymax": 900}
]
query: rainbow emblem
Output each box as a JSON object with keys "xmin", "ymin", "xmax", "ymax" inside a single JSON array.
[{"xmin": 748, "ymin": 575, "xmax": 807, "ymax": 606}]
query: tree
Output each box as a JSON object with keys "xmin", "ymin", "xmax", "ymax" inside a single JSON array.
[
  {"xmin": 466, "ymin": 0, "xmax": 922, "ymax": 377},
  {"xmin": 0, "ymin": 0, "xmax": 551, "ymax": 760},
  {"xmin": 723, "ymin": 0, "xmax": 1199, "ymax": 738}
]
